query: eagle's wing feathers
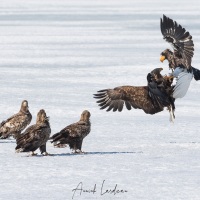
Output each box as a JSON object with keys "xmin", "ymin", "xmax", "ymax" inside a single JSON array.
[
  {"xmin": 94, "ymin": 86, "xmax": 165, "ymax": 114},
  {"xmin": 161, "ymin": 15, "xmax": 194, "ymax": 68},
  {"xmin": 16, "ymin": 124, "xmax": 49, "ymax": 152}
]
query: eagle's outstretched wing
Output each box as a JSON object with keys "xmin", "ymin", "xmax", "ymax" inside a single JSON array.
[
  {"xmin": 94, "ymin": 85, "xmax": 170, "ymax": 115},
  {"xmin": 160, "ymin": 15, "xmax": 194, "ymax": 69}
]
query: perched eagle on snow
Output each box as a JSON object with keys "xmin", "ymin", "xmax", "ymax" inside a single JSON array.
[
  {"xmin": 94, "ymin": 68, "xmax": 176, "ymax": 121},
  {"xmin": 15, "ymin": 109, "xmax": 51, "ymax": 156},
  {"xmin": 0, "ymin": 100, "xmax": 32, "ymax": 139},
  {"xmin": 50, "ymin": 110, "xmax": 91, "ymax": 153},
  {"xmin": 160, "ymin": 15, "xmax": 200, "ymax": 98}
]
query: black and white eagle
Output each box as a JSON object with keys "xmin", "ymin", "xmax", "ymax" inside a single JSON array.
[
  {"xmin": 160, "ymin": 15, "xmax": 200, "ymax": 98},
  {"xmin": 50, "ymin": 110, "xmax": 91, "ymax": 153},
  {"xmin": 15, "ymin": 109, "xmax": 51, "ymax": 156},
  {"xmin": 0, "ymin": 100, "xmax": 32, "ymax": 139}
]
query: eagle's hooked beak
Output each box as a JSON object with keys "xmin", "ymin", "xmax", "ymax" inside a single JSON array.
[{"xmin": 160, "ymin": 55, "xmax": 166, "ymax": 62}]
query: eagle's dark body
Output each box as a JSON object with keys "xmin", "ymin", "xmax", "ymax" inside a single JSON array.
[
  {"xmin": 50, "ymin": 110, "xmax": 91, "ymax": 152},
  {"xmin": 0, "ymin": 100, "xmax": 32, "ymax": 139},
  {"xmin": 15, "ymin": 109, "xmax": 51, "ymax": 155},
  {"xmin": 94, "ymin": 68, "xmax": 175, "ymax": 117}
]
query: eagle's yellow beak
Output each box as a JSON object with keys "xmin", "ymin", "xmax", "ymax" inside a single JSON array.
[{"xmin": 160, "ymin": 55, "xmax": 166, "ymax": 62}]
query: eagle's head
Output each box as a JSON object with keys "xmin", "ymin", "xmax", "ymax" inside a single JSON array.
[
  {"xmin": 160, "ymin": 49, "xmax": 173, "ymax": 62},
  {"xmin": 150, "ymin": 68, "xmax": 163, "ymax": 81},
  {"xmin": 20, "ymin": 100, "xmax": 29, "ymax": 112},
  {"xmin": 80, "ymin": 110, "xmax": 91, "ymax": 122},
  {"xmin": 36, "ymin": 109, "xmax": 49, "ymax": 124}
]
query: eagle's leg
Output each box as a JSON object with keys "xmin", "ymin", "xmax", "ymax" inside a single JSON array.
[
  {"xmin": 168, "ymin": 105, "xmax": 175, "ymax": 123},
  {"xmin": 74, "ymin": 140, "xmax": 84, "ymax": 154},
  {"xmin": 30, "ymin": 151, "xmax": 38, "ymax": 156},
  {"xmin": 42, "ymin": 152, "xmax": 50, "ymax": 156},
  {"xmin": 40, "ymin": 144, "xmax": 50, "ymax": 156}
]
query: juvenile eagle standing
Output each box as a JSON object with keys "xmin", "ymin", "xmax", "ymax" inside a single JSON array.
[
  {"xmin": 94, "ymin": 68, "xmax": 176, "ymax": 121},
  {"xmin": 15, "ymin": 109, "xmax": 51, "ymax": 156},
  {"xmin": 0, "ymin": 100, "xmax": 32, "ymax": 139},
  {"xmin": 160, "ymin": 15, "xmax": 200, "ymax": 98},
  {"xmin": 50, "ymin": 110, "xmax": 91, "ymax": 153}
]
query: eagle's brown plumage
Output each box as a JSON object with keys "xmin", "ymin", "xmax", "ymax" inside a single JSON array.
[
  {"xmin": 50, "ymin": 110, "xmax": 91, "ymax": 153},
  {"xmin": 160, "ymin": 15, "xmax": 194, "ymax": 70},
  {"xmin": 0, "ymin": 100, "xmax": 32, "ymax": 139},
  {"xmin": 15, "ymin": 109, "xmax": 51, "ymax": 156},
  {"xmin": 94, "ymin": 68, "xmax": 175, "ymax": 117}
]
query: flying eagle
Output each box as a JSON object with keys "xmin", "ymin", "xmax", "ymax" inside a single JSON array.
[
  {"xmin": 15, "ymin": 109, "xmax": 51, "ymax": 156},
  {"xmin": 50, "ymin": 110, "xmax": 91, "ymax": 153},
  {"xmin": 94, "ymin": 68, "xmax": 176, "ymax": 121},
  {"xmin": 0, "ymin": 100, "xmax": 32, "ymax": 139},
  {"xmin": 160, "ymin": 15, "xmax": 200, "ymax": 98}
]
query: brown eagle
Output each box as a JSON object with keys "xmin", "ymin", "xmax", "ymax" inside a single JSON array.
[
  {"xmin": 15, "ymin": 109, "xmax": 51, "ymax": 156},
  {"xmin": 94, "ymin": 68, "xmax": 176, "ymax": 121},
  {"xmin": 0, "ymin": 100, "xmax": 32, "ymax": 139},
  {"xmin": 160, "ymin": 15, "xmax": 200, "ymax": 98},
  {"xmin": 50, "ymin": 110, "xmax": 91, "ymax": 153}
]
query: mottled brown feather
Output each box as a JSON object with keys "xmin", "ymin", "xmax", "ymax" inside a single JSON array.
[
  {"xmin": 94, "ymin": 86, "xmax": 166, "ymax": 114},
  {"xmin": 15, "ymin": 109, "xmax": 51, "ymax": 154},
  {"xmin": 50, "ymin": 110, "xmax": 91, "ymax": 151},
  {"xmin": 0, "ymin": 100, "xmax": 32, "ymax": 139}
]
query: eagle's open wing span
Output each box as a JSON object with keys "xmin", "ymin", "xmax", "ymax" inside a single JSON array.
[
  {"xmin": 94, "ymin": 86, "xmax": 169, "ymax": 115},
  {"xmin": 160, "ymin": 15, "xmax": 194, "ymax": 69}
]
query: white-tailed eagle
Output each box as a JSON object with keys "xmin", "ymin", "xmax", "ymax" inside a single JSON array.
[
  {"xmin": 94, "ymin": 68, "xmax": 176, "ymax": 121},
  {"xmin": 15, "ymin": 109, "xmax": 51, "ymax": 156},
  {"xmin": 50, "ymin": 110, "xmax": 91, "ymax": 153},
  {"xmin": 0, "ymin": 100, "xmax": 32, "ymax": 139}
]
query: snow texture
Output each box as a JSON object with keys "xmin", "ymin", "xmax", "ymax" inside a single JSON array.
[{"xmin": 0, "ymin": 0, "xmax": 200, "ymax": 199}]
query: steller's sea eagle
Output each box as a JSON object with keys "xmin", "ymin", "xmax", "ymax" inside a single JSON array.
[
  {"xmin": 160, "ymin": 15, "xmax": 200, "ymax": 99},
  {"xmin": 94, "ymin": 68, "xmax": 176, "ymax": 121},
  {"xmin": 0, "ymin": 100, "xmax": 32, "ymax": 139},
  {"xmin": 15, "ymin": 109, "xmax": 51, "ymax": 156},
  {"xmin": 50, "ymin": 110, "xmax": 91, "ymax": 153}
]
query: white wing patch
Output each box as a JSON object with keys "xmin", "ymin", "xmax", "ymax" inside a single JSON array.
[{"xmin": 173, "ymin": 70, "xmax": 193, "ymax": 99}]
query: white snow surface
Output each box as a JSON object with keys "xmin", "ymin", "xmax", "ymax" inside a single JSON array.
[{"xmin": 1, "ymin": 0, "xmax": 200, "ymax": 199}]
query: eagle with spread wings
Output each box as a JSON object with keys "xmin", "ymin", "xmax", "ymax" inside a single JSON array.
[
  {"xmin": 160, "ymin": 15, "xmax": 200, "ymax": 98},
  {"xmin": 50, "ymin": 110, "xmax": 91, "ymax": 153},
  {"xmin": 15, "ymin": 109, "xmax": 51, "ymax": 156},
  {"xmin": 94, "ymin": 68, "xmax": 176, "ymax": 121},
  {"xmin": 0, "ymin": 100, "xmax": 32, "ymax": 139}
]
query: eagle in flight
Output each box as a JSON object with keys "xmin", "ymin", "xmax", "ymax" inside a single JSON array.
[
  {"xmin": 160, "ymin": 15, "xmax": 200, "ymax": 98},
  {"xmin": 50, "ymin": 110, "xmax": 91, "ymax": 153},
  {"xmin": 94, "ymin": 68, "xmax": 176, "ymax": 121},
  {"xmin": 0, "ymin": 100, "xmax": 32, "ymax": 139},
  {"xmin": 15, "ymin": 109, "xmax": 51, "ymax": 156}
]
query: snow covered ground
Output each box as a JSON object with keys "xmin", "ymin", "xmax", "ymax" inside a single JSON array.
[{"xmin": 0, "ymin": 0, "xmax": 200, "ymax": 199}]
